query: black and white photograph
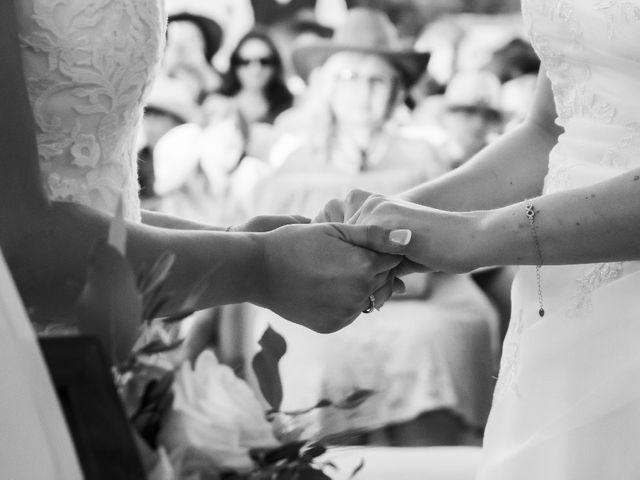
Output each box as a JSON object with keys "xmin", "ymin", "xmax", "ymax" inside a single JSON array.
[{"xmin": 1, "ymin": 0, "xmax": 640, "ymax": 478}]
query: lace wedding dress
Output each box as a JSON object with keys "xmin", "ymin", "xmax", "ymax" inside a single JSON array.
[
  {"xmin": 16, "ymin": 0, "xmax": 166, "ymax": 221},
  {"xmin": 479, "ymin": 1, "xmax": 640, "ymax": 478}
]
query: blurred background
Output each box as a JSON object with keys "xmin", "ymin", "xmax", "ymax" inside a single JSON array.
[{"xmin": 142, "ymin": 0, "xmax": 537, "ymax": 449}]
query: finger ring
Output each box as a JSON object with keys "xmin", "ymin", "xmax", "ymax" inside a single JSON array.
[{"xmin": 362, "ymin": 294, "xmax": 376, "ymax": 314}]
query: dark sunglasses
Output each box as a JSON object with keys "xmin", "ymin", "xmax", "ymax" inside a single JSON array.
[
  {"xmin": 234, "ymin": 56, "xmax": 277, "ymax": 67},
  {"xmin": 447, "ymin": 105, "xmax": 502, "ymax": 123}
]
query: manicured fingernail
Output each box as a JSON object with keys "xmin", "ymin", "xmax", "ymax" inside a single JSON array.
[{"xmin": 389, "ymin": 229, "xmax": 412, "ymax": 246}]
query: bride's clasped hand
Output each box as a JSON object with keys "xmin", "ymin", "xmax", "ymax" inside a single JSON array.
[
  {"xmin": 317, "ymin": 189, "xmax": 486, "ymax": 274},
  {"xmin": 254, "ymin": 222, "xmax": 413, "ymax": 332}
]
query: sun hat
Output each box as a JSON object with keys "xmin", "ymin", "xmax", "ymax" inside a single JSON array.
[
  {"xmin": 291, "ymin": 7, "xmax": 430, "ymax": 87},
  {"xmin": 444, "ymin": 70, "xmax": 502, "ymax": 115},
  {"xmin": 166, "ymin": 0, "xmax": 224, "ymax": 63},
  {"xmin": 283, "ymin": 8, "xmax": 334, "ymax": 39},
  {"xmin": 145, "ymin": 76, "xmax": 199, "ymax": 124}
]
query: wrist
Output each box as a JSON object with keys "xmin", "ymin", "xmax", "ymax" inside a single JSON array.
[
  {"xmin": 476, "ymin": 204, "xmax": 535, "ymax": 267},
  {"xmin": 242, "ymin": 231, "xmax": 269, "ymax": 308},
  {"xmin": 220, "ymin": 230, "xmax": 268, "ymax": 307},
  {"xmin": 456, "ymin": 210, "xmax": 492, "ymax": 271}
]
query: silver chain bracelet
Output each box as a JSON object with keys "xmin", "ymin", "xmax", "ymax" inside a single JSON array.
[{"xmin": 525, "ymin": 201, "xmax": 545, "ymax": 317}]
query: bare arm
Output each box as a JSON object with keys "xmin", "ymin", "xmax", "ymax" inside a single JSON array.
[
  {"xmin": 0, "ymin": 0, "xmax": 263, "ymax": 319},
  {"xmin": 141, "ymin": 209, "xmax": 310, "ymax": 232},
  {"xmin": 315, "ymin": 70, "xmax": 562, "ymax": 222},
  {"xmin": 351, "ymin": 165, "xmax": 640, "ymax": 274},
  {"xmin": 399, "ymin": 70, "xmax": 562, "ymax": 211},
  {"xmin": 140, "ymin": 210, "xmax": 226, "ymax": 231},
  {"xmin": 348, "ymin": 67, "xmax": 640, "ymax": 271},
  {"xmin": 0, "ymin": 0, "xmax": 408, "ymax": 333}
]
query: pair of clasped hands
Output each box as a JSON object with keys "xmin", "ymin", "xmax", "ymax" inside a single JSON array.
[{"xmin": 258, "ymin": 189, "xmax": 457, "ymax": 334}]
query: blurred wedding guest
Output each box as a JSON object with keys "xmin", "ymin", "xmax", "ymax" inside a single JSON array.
[
  {"xmin": 268, "ymin": 9, "xmax": 335, "ymax": 96},
  {"xmin": 150, "ymin": 120, "xmax": 271, "ymax": 227},
  {"xmin": 164, "ymin": 0, "xmax": 255, "ymax": 74},
  {"xmin": 163, "ymin": 3, "xmax": 224, "ymax": 102},
  {"xmin": 413, "ymin": 16, "xmax": 466, "ymax": 91},
  {"xmin": 426, "ymin": 70, "xmax": 504, "ymax": 170},
  {"xmin": 203, "ymin": 29, "xmax": 295, "ymax": 161},
  {"xmin": 138, "ymin": 76, "xmax": 200, "ymax": 201},
  {"xmin": 251, "ymin": 0, "xmax": 349, "ymax": 27},
  {"xmin": 483, "ymin": 37, "xmax": 540, "ymax": 84},
  {"xmin": 249, "ymin": 8, "xmax": 499, "ymax": 447}
]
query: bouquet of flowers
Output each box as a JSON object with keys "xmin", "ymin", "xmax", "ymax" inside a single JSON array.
[{"xmin": 74, "ymin": 209, "xmax": 368, "ymax": 480}]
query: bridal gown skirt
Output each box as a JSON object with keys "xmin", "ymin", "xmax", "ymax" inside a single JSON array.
[{"xmin": 476, "ymin": 261, "xmax": 640, "ymax": 479}]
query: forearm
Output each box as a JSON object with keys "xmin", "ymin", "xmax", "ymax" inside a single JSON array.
[
  {"xmin": 475, "ymin": 169, "xmax": 640, "ymax": 268},
  {"xmin": 4, "ymin": 202, "xmax": 264, "ymax": 322},
  {"xmin": 141, "ymin": 209, "xmax": 226, "ymax": 231},
  {"xmin": 399, "ymin": 119, "xmax": 558, "ymax": 211}
]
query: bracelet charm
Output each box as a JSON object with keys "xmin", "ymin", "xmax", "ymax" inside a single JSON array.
[{"xmin": 525, "ymin": 201, "xmax": 545, "ymax": 317}]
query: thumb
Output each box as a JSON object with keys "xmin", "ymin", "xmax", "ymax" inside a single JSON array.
[{"xmin": 336, "ymin": 224, "xmax": 412, "ymax": 254}]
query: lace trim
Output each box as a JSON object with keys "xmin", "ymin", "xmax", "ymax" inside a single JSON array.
[
  {"xmin": 523, "ymin": 0, "xmax": 617, "ymax": 126},
  {"xmin": 543, "ymin": 146, "xmax": 573, "ymax": 193},
  {"xmin": 595, "ymin": 0, "xmax": 640, "ymax": 40},
  {"xmin": 493, "ymin": 308, "xmax": 525, "ymax": 401},
  {"xmin": 601, "ymin": 122, "xmax": 640, "ymax": 168},
  {"xmin": 568, "ymin": 262, "xmax": 624, "ymax": 317}
]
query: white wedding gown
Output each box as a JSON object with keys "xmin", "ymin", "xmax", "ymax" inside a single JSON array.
[
  {"xmin": 16, "ymin": 0, "xmax": 165, "ymax": 221},
  {"xmin": 479, "ymin": 1, "xmax": 640, "ymax": 478},
  {"xmin": 327, "ymin": 2, "xmax": 640, "ymax": 478}
]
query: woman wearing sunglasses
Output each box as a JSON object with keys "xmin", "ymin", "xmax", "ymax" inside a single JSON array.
[{"xmin": 201, "ymin": 29, "xmax": 294, "ymax": 162}]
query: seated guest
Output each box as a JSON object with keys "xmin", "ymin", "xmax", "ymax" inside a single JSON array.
[
  {"xmin": 163, "ymin": 4, "xmax": 224, "ymax": 102},
  {"xmin": 203, "ymin": 29, "xmax": 295, "ymax": 161},
  {"xmin": 138, "ymin": 76, "xmax": 200, "ymax": 201},
  {"xmin": 249, "ymin": 8, "xmax": 499, "ymax": 447},
  {"xmin": 422, "ymin": 70, "xmax": 504, "ymax": 170}
]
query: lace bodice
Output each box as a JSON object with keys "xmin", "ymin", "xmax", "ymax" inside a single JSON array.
[
  {"xmin": 16, "ymin": 0, "xmax": 166, "ymax": 221},
  {"xmin": 522, "ymin": 0, "xmax": 640, "ymax": 194}
]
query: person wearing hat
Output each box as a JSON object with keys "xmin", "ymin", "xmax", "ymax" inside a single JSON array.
[
  {"xmin": 436, "ymin": 70, "xmax": 504, "ymax": 170},
  {"xmin": 137, "ymin": 76, "xmax": 200, "ymax": 200},
  {"xmin": 163, "ymin": 5, "xmax": 224, "ymax": 102},
  {"xmin": 249, "ymin": 8, "xmax": 498, "ymax": 448}
]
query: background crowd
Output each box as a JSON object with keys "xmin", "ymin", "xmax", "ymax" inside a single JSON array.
[{"xmin": 139, "ymin": 0, "xmax": 539, "ymax": 449}]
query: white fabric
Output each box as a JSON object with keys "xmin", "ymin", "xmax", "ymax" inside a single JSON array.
[
  {"xmin": 253, "ymin": 274, "xmax": 498, "ymax": 440},
  {"xmin": 16, "ymin": 0, "xmax": 166, "ymax": 221},
  {"xmin": 0, "ymin": 251, "xmax": 82, "ymax": 480},
  {"xmin": 479, "ymin": 1, "xmax": 640, "ymax": 478},
  {"xmin": 323, "ymin": 446, "xmax": 482, "ymax": 480}
]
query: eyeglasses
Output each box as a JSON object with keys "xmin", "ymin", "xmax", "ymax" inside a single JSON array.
[
  {"xmin": 447, "ymin": 105, "xmax": 502, "ymax": 123},
  {"xmin": 334, "ymin": 69, "xmax": 396, "ymax": 89},
  {"xmin": 234, "ymin": 56, "xmax": 277, "ymax": 68}
]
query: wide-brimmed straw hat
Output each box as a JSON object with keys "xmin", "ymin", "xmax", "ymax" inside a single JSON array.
[
  {"xmin": 292, "ymin": 8, "xmax": 430, "ymax": 87},
  {"xmin": 166, "ymin": 0, "xmax": 224, "ymax": 63}
]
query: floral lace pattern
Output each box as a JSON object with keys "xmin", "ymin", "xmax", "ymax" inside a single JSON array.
[
  {"xmin": 523, "ymin": 0, "xmax": 619, "ymax": 126},
  {"xmin": 595, "ymin": 0, "xmax": 640, "ymax": 40},
  {"xmin": 601, "ymin": 122, "xmax": 640, "ymax": 168},
  {"xmin": 17, "ymin": 0, "xmax": 165, "ymax": 221},
  {"xmin": 493, "ymin": 308, "xmax": 524, "ymax": 401},
  {"xmin": 568, "ymin": 262, "xmax": 625, "ymax": 316}
]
